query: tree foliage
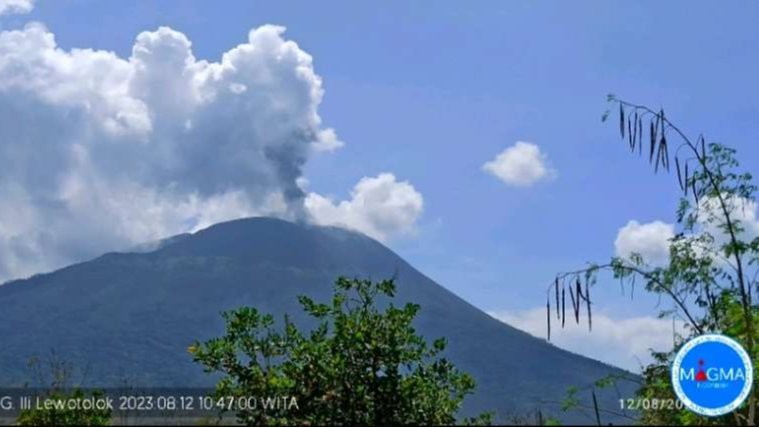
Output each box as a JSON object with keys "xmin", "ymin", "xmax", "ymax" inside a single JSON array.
[
  {"xmin": 549, "ymin": 96, "xmax": 759, "ymax": 425},
  {"xmin": 190, "ymin": 277, "xmax": 492, "ymax": 425}
]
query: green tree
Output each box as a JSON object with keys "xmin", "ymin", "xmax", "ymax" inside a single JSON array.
[
  {"xmin": 190, "ymin": 277, "xmax": 492, "ymax": 425},
  {"xmin": 548, "ymin": 96, "xmax": 759, "ymax": 425}
]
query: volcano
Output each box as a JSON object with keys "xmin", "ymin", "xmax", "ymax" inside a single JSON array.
[{"xmin": 0, "ymin": 217, "xmax": 636, "ymax": 423}]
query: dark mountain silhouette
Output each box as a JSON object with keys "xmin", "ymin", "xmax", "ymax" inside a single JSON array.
[{"xmin": 0, "ymin": 217, "xmax": 636, "ymax": 423}]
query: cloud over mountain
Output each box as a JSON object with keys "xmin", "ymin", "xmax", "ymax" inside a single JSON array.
[
  {"xmin": 0, "ymin": 22, "xmax": 421, "ymax": 282},
  {"xmin": 305, "ymin": 173, "xmax": 423, "ymax": 242}
]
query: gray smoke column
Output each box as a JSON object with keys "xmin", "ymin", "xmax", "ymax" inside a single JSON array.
[
  {"xmin": 125, "ymin": 25, "xmax": 330, "ymax": 212},
  {"xmin": 264, "ymin": 141, "xmax": 308, "ymax": 219}
]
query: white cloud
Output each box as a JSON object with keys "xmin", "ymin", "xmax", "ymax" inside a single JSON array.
[
  {"xmin": 482, "ymin": 141, "xmax": 555, "ymax": 187},
  {"xmin": 489, "ymin": 308, "xmax": 685, "ymax": 373},
  {"xmin": 0, "ymin": 0, "xmax": 33, "ymax": 16},
  {"xmin": 614, "ymin": 220, "xmax": 674, "ymax": 266},
  {"xmin": 0, "ymin": 22, "xmax": 354, "ymax": 282},
  {"xmin": 614, "ymin": 197, "xmax": 759, "ymax": 268},
  {"xmin": 304, "ymin": 173, "xmax": 423, "ymax": 242},
  {"xmin": 734, "ymin": 199, "xmax": 759, "ymax": 237},
  {"xmin": 697, "ymin": 196, "xmax": 759, "ymax": 243},
  {"xmin": 311, "ymin": 128, "xmax": 344, "ymax": 152}
]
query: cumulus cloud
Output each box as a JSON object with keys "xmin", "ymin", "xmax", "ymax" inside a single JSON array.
[
  {"xmin": 0, "ymin": 0, "xmax": 33, "ymax": 16},
  {"xmin": 489, "ymin": 308, "xmax": 685, "ymax": 373},
  {"xmin": 614, "ymin": 220, "xmax": 674, "ymax": 266},
  {"xmin": 482, "ymin": 141, "xmax": 555, "ymax": 187},
  {"xmin": 0, "ymin": 22, "xmax": 355, "ymax": 282},
  {"xmin": 304, "ymin": 173, "xmax": 424, "ymax": 242},
  {"xmin": 311, "ymin": 128, "xmax": 344, "ymax": 152},
  {"xmin": 614, "ymin": 197, "xmax": 759, "ymax": 267},
  {"xmin": 697, "ymin": 196, "xmax": 759, "ymax": 243}
]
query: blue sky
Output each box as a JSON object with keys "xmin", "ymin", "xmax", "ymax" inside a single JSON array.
[{"xmin": 1, "ymin": 1, "xmax": 758, "ymax": 370}]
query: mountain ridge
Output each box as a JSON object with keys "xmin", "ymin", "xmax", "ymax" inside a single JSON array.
[{"xmin": 0, "ymin": 216, "xmax": 636, "ymax": 423}]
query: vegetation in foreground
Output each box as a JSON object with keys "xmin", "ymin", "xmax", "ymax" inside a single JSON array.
[
  {"xmin": 190, "ymin": 277, "xmax": 493, "ymax": 425},
  {"xmin": 550, "ymin": 96, "xmax": 759, "ymax": 425}
]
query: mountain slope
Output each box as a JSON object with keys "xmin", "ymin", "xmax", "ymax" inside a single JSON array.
[{"xmin": 0, "ymin": 217, "xmax": 635, "ymax": 423}]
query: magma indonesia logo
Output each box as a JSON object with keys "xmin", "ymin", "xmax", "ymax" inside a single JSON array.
[{"xmin": 672, "ymin": 334, "xmax": 753, "ymax": 416}]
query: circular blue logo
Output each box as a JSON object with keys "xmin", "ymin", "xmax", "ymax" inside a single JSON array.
[{"xmin": 671, "ymin": 334, "xmax": 753, "ymax": 416}]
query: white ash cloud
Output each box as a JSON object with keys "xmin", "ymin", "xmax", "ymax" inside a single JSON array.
[
  {"xmin": 0, "ymin": 0, "xmax": 34, "ymax": 16},
  {"xmin": 0, "ymin": 22, "xmax": 353, "ymax": 281}
]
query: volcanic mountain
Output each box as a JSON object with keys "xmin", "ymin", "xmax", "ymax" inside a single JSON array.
[{"xmin": 0, "ymin": 217, "xmax": 635, "ymax": 423}]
